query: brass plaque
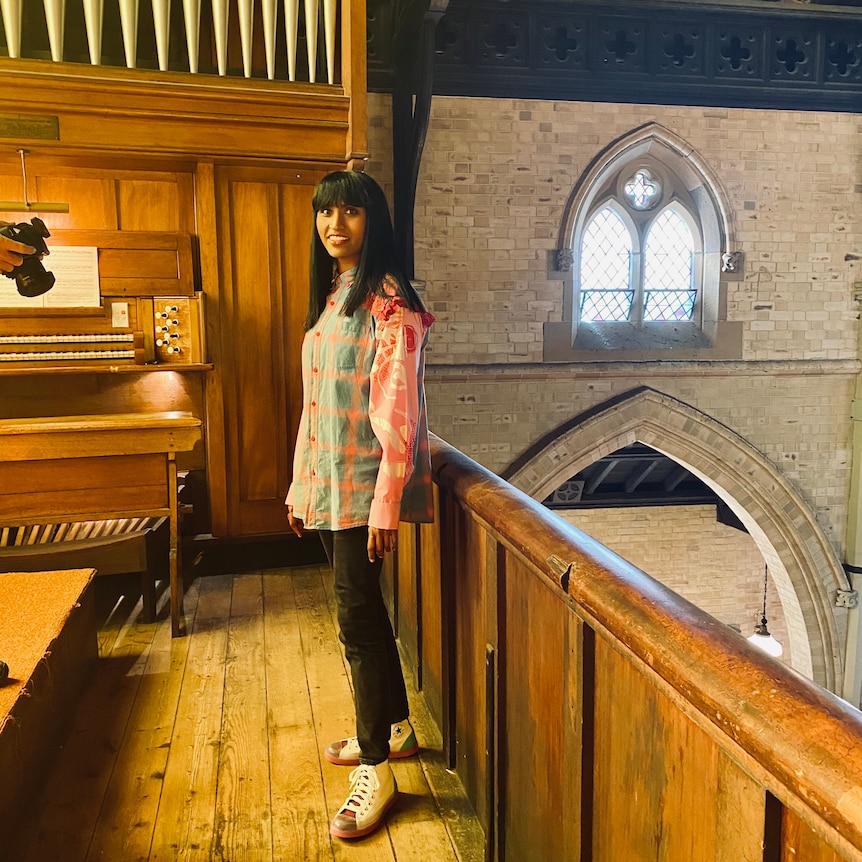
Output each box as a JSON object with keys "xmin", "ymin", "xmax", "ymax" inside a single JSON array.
[{"xmin": 0, "ymin": 114, "xmax": 60, "ymax": 141}]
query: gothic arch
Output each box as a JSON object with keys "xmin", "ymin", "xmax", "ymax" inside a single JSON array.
[
  {"xmin": 557, "ymin": 120, "xmax": 736, "ymax": 264},
  {"xmin": 506, "ymin": 387, "xmax": 849, "ymax": 691}
]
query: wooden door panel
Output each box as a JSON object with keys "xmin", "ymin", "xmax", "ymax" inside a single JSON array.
[{"xmin": 213, "ymin": 167, "xmax": 315, "ymax": 535}]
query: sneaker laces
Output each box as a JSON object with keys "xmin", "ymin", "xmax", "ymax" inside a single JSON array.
[{"xmin": 340, "ymin": 766, "xmax": 381, "ymax": 818}]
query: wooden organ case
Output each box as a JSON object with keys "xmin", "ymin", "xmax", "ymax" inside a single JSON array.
[{"xmin": 0, "ymin": 0, "xmax": 369, "ymax": 631}]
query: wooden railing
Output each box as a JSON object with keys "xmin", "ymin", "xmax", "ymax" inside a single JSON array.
[{"xmin": 388, "ymin": 434, "xmax": 862, "ymax": 861}]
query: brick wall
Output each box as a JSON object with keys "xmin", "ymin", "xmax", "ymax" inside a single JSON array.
[
  {"xmin": 366, "ymin": 93, "xmax": 860, "ymax": 684},
  {"xmin": 367, "ymin": 92, "xmax": 859, "ymax": 556}
]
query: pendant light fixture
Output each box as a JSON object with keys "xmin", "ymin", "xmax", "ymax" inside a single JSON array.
[{"xmin": 747, "ymin": 564, "xmax": 783, "ymax": 658}]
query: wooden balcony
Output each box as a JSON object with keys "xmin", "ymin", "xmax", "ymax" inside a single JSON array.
[{"xmin": 384, "ymin": 434, "xmax": 862, "ymax": 861}]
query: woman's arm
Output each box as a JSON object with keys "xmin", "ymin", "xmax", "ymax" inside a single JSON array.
[{"xmin": 367, "ymin": 296, "xmax": 427, "ymax": 532}]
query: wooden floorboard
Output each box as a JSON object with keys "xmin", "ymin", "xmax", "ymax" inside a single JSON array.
[{"xmin": 9, "ymin": 567, "xmax": 485, "ymax": 862}]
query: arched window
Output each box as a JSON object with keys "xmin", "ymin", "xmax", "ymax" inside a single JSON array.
[
  {"xmin": 545, "ymin": 124, "xmax": 742, "ymax": 361},
  {"xmin": 643, "ymin": 208, "xmax": 696, "ymax": 322},
  {"xmin": 580, "ymin": 206, "xmax": 633, "ymax": 322},
  {"xmin": 576, "ymin": 160, "xmax": 704, "ymax": 329}
]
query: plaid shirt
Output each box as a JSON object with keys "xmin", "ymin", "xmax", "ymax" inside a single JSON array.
[{"xmin": 286, "ymin": 271, "xmax": 435, "ymax": 531}]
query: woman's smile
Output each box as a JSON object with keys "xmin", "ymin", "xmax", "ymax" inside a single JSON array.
[{"xmin": 317, "ymin": 204, "xmax": 367, "ymax": 273}]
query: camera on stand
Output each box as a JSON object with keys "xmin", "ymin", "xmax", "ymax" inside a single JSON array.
[{"xmin": 0, "ymin": 217, "xmax": 55, "ymax": 297}]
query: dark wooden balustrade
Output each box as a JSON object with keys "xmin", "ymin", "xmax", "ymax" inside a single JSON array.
[{"xmin": 385, "ymin": 433, "xmax": 862, "ymax": 862}]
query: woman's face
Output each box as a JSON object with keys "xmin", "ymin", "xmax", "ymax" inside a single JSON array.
[{"xmin": 316, "ymin": 203, "xmax": 367, "ymax": 274}]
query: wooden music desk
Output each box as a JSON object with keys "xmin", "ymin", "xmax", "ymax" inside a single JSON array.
[{"xmin": 0, "ymin": 412, "xmax": 202, "ymax": 636}]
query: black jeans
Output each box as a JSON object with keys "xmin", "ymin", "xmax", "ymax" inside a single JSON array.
[{"xmin": 319, "ymin": 527, "xmax": 410, "ymax": 765}]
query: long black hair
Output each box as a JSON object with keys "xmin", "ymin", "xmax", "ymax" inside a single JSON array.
[{"xmin": 306, "ymin": 170, "xmax": 426, "ymax": 330}]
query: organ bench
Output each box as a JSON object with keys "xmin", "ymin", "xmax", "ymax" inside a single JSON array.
[{"xmin": 0, "ymin": 412, "xmax": 202, "ymax": 636}]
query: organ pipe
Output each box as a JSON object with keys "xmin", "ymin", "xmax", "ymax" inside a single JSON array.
[
  {"xmin": 211, "ymin": 0, "xmax": 229, "ymax": 76},
  {"xmin": 152, "ymin": 0, "xmax": 171, "ymax": 71},
  {"xmin": 118, "ymin": 0, "xmax": 139, "ymax": 68},
  {"xmin": 238, "ymin": 0, "xmax": 254, "ymax": 78},
  {"xmin": 262, "ymin": 0, "xmax": 277, "ymax": 80},
  {"xmin": 0, "ymin": 0, "xmax": 22, "ymax": 60},
  {"xmin": 83, "ymin": 0, "xmax": 103, "ymax": 64},
  {"xmin": 1, "ymin": 0, "xmax": 340, "ymax": 82},
  {"xmin": 285, "ymin": 0, "xmax": 298, "ymax": 81},
  {"xmin": 43, "ymin": 0, "xmax": 66, "ymax": 62}
]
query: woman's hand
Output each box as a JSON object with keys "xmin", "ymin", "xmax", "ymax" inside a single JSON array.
[
  {"xmin": 368, "ymin": 527, "xmax": 397, "ymax": 562},
  {"xmin": 287, "ymin": 505, "xmax": 304, "ymax": 538}
]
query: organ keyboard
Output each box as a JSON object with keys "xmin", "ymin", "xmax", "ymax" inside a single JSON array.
[{"xmin": 0, "ymin": 332, "xmax": 145, "ymax": 364}]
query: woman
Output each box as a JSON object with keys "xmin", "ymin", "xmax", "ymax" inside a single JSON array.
[{"xmin": 286, "ymin": 170, "xmax": 435, "ymax": 839}]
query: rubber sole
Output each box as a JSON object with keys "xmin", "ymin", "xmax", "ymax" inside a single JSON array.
[{"xmin": 330, "ymin": 789, "xmax": 399, "ymax": 839}]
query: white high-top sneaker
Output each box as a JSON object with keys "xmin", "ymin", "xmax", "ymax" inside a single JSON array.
[
  {"xmin": 329, "ymin": 760, "xmax": 398, "ymax": 839},
  {"xmin": 324, "ymin": 720, "xmax": 418, "ymax": 766}
]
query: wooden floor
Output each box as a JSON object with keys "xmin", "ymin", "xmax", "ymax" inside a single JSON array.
[{"xmin": 9, "ymin": 566, "xmax": 485, "ymax": 862}]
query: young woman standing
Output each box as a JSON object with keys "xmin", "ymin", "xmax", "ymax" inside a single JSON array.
[{"xmin": 286, "ymin": 170, "xmax": 435, "ymax": 839}]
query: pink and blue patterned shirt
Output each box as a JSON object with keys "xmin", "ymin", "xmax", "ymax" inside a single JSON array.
[{"xmin": 286, "ymin": 269, "xmax": 435, "ymax": 531}]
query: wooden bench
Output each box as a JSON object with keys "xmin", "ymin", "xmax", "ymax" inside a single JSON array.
[
  {"xmin": 0, "ymin": 569, "xmax": 97, "ymax": 847},
  {"xmin": 0, "ymin": 413, "xmax": 202, "ymax": 636}
]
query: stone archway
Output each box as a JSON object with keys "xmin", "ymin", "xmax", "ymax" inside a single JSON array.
[{"xmin": 506, "ymin": 387, "xmax": 849, "ymax": 691}]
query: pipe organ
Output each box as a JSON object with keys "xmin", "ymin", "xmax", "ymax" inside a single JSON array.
[
  {"xmin": 0, "ymin": 0, "xmax": 341, "ymax": 83},
  {"xmin": 0, "ymin": 0, "xmax": 367, "ymax": 613}
]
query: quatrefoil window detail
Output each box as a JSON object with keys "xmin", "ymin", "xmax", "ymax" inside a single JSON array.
[
  {"xmin": 827, "ymin": 40, "xmax": 858, "ymax": 77},
  {"xmin": 624, "ymin": 169, "xmax": 661, "ymax": 211}
]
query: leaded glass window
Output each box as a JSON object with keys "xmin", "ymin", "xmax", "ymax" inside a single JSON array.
[
  {"xmin": 644, "ymin": 208, "xmax": 695, "ymax": 321},
  {"xmin": 552, "ymin": 124, "xmax": 732, "ymax": 357},
  {"xmin": 577, "ymin": 168, "xmax": 699, "ymax": 326},
  {"xmin": 579, "ymin": 207, "xmax": 633, "ymax": 322}
]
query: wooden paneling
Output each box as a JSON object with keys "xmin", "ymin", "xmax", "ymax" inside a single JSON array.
[
  {"xmin": 503, "ymin": 552, "xmax": 582, "ymax": 862},
  {"xmin": 0, "ymin": 61, "xmax": 352, "ymax": 162},
  {"xmin": 453, "ymin": 503, "xmax": 488, "ymax": 828},
  {"xmin": 419, "ymin": 503, "xmax": 444, "ymax": 722},
  {"xmin": 116, "ymin": 180, "xmax": 181, "ymax": 232},
  {"xmin": 407, "ymin": 435, "xmax": 862, "ymax": 862},
  {"xmin": 395, "ymin": 523, "xmax": 419, "ymax": 678},
  {"xmin": 783, "ymin": 811, "xmax": 845, "ymax": 862},
  {"xmin": 207, "ymin": 166, "xmax": 319, "ymax": 536},
  {"xmin": 0, "ymin": 372, "xmax": 205, "ymax": 473},
  {"xmin": 0, "ymin": 454, "xmax": 168, "ymax": 521},
  {"xmin": 592, "ymin": 636, "xmax": 765, "ymax": 861}
]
